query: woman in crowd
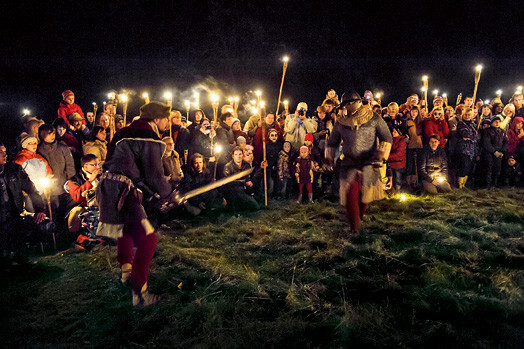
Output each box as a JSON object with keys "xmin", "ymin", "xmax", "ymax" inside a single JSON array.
[
  {"xmin": 455, "ymin": 108, "xmax": 481, "ymax": 188},
  {"xmin": 83, "ymin": 126, "xmax": 108, "ymax": 164}
]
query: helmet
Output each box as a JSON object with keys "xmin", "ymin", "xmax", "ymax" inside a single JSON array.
[{"xmin": 339, "ymin": 91, "xmax": 362, "ymax": 118}]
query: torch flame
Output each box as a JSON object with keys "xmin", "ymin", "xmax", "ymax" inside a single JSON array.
[
  {"xmin": 283, "ymin": 100, "xmax": 288, "ymax": 105},
  {"xmin": 283, "ymin": 56, "xmax": 289, "ymax": 63},
  {"xmin": 496, "ymin": 89, "xmax": 502, "ymax": 96},
  {"xmin": 164, "ymin": 91, "xmax": 172, "ymax": 100},
  {"xmin": 142, "ymin": 92, "xmax": 149, "ymax": 98},
  {"xmin": 215, "ymin": 145, "xmax": 223, "ymax": 154},
  {"xmin": 184, "ymin": 100, "xmax": 190, "ymax": 108},
  {"xmin": 375, "ymin": 93, "xmax": 381, "ymax": 99},
  {"xmin": 121, "ymin": 95, "xmax": 128, "ymax": 102},
  {"xmin": 40, "ymin": 177, "xmax": 50, "ymax": 189},
  {"xmin": 108, "ymin": 92, "xmax": 115, "ymax": 99},
  {"xmin": 422, "ymin": 75, "xmax": 428, "ymax": 82},
  {"xmin": 210, "ymin": 94, "xmax": 219, "ymax": 103},
  {"xmin": 22, "ymin": 108, "xmax": 30, "ymax": 115},
  {"xmin": 433, "ymin": 89, "xmax": 439, "ymax": 96},
  {"xmin": 234, "ymin": 96, "xmax": 239, "ymax": 102},
  {"xmin": 475, "ymin": 64, "xmax": 483, "ymax": 72},
  {"xmin": 255, "ymin": 90, "xmax": 262, "ymax": 97}
]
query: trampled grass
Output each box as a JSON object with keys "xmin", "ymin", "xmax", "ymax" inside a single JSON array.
[{"xmin": 2, "ymin": 189, "xmax": 524, "ymax": 347}]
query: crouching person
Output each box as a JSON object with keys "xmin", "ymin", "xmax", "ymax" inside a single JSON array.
[
  {"xmin": 65, "ymin": 154, "xmax": 102, "ymax": 249},
  {"xmin": 223, "ymin": 147, "xmax": 260, "ymax": 212},
  {"xmin": 96, "ymin": 102, "xmax": 177, "ymax": 307},
  {"xmin": 0, "ymin": 142, "xmax": 48, "ymax": 265},
  {"xmin": 418, "ymin": 134, "xmax": 452, "ymax": 194}
]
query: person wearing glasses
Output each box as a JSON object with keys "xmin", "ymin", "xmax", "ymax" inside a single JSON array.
[{"xmin": 424, "ymin": 107, "xmax": 449, "ymax": 148}]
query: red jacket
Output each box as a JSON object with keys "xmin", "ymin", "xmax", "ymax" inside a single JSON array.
[
  {"xmin": 388, "ymin": 136, "xmax": 407, "ymax": 169},
  {"xmin": 58, "ymin": 101, "xmax": 85, "ymax": 126},
  {"xmin": 13, "ymin": 149, "xmax": 53, "ymax": 175},
  {"xmin": 66, "ymin": 172, "xmax": 93, "ymax": 206},
  {"xmin": 424, "ymin": 118, "xmax": 449, "ymax": 147},
  {"xmin": 507, "ymin": 117, "xmax": 524, "ymax": 154}
]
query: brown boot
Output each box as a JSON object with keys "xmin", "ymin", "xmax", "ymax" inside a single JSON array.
[
  {"xmin": 132, "ymin": 283, "xmax": 161, "ymax": 308},
  {"xmin": 121, "ymin": 263, "xmax": 132, "ymax": 284}
]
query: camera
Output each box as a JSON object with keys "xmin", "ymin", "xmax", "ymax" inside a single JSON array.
[{"xmin": 298, "ymin": 108, "xmax": 306, "ymax": 116}]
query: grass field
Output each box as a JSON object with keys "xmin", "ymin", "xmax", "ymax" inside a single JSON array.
[{"xmin": 2, "ymin": 189, "xmax": 524, "ymax": 348}]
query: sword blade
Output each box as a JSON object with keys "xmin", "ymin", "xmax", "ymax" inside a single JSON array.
[{"xmin": 181, "ymin": 167, "xmax": 254, "ymax": 201}]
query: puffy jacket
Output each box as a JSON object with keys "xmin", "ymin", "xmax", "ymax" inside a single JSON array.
[
  {"xmin": 284, "ymin": 114, "xmax": 317, "ymax": 150},
  {"xmin": 418, "ymin": 146, "xmax": 448, "ymax": 182},
  {"xmin": 482, "ymin": 126, "xmax": 508, "ymax": 155},
  {"xmin": 424, "ymin": 118, "xmax": 449, "ymax": 147},
  {"xmin": 455, "ymin": 120, "xmax": 480, "ymax": 158},
  {"xmin": 507, "ymin": 117, "xmax": 524, "ymax": 154},
  {"xmin": 388, "ymin": 136, "xmax": 407, "ymax": 169},
  {"xmin": 57, "ymin": 101, "xmax": 85, "ymax": 127},
  {"xmin": 13, "ymin": 149, "xmax": 53, "ymax": 190},
  {"xmin": 65, "ymin": 171, "xmax": 94, "ymax": 207},
  {"xmin": 37, "ymin": 141, "xmax": 75, "ymax": 195}
]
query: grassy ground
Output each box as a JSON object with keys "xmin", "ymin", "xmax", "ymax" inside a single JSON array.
[{"xmin": 2, "ymin": 189, "xmax": 524, "ymax": 348}]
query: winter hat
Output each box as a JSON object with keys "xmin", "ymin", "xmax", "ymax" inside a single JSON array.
[
  {"xmin": 114, "ymin": 114, "xmax": 124, "ymax": 123},
  {"xmin": 236, "ymin": 136, "xmax": 247, "ymax": 144},
  {"xmin": 297, "ymin": 102, "xmax": 308, "ymax": 111},
  {"xmin": 21, "ymin": 135, "xmax": 38, "ymax": 149},
  {"xmin": 181, "ymin": 116, "xmax": 187, "ymax": 122},
  {"xmin": 62, "ymin": 90, "xmax": 74, "ymax": 100},
  {"xmin": 231, "ymin": 118, "xmax": 240, "ymax": 126},
  {"xmin": 139, "ymin": 102, "xmax": 171, "ymax": 121},
  {"xmin": 433, "ymin": 96, "xmax": 443, "ymax": 104},
  {"xmin": 508, "ymin": 154, "xmax": 517, "ymax": 161},
  {"xmin": 300, "ymin": 146, "xmax": 309, "ymax": 151},
  {"xmin": 392, "ymin": 126, "xmax": 404, "ymax": 136},
  {"xmin": 491, "ymin": 115, "xmax": 503, "ymax": 123},
  {"xmin": 304, "ymin": 133, "xmax": 314, "ymax": 142},
  {"xmin": 68, "ymin": 113, "xmax": 83, "ymax": 122}
]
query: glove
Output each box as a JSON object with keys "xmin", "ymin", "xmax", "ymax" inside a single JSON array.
[{"xmin": 494, "ymin": 151, "xmax": 504, "ymax": 158}]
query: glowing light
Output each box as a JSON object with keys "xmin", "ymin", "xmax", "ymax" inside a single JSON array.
[
  {"xmin": 92, "ymin": 102, "xmax": 97, "ymax": 106},
  {"xmin": 255, "ymin": 90, "xmax": 262, "ymax": 97},
  {"xmin": 437, "ymin": 177, "xmax": 445, "ymax": 183},
  {"xmin": 422, "ymin": 75, "xmax": 428, "ymax": 82},
  {"xmin": 518, "ymin": 86, "xmax": 523, "ymax": 92},
  {"xmin": 283, "ymin": 56, "xmax": 289, "ymax": 63},
  {"xmin": 228, "ymin": 97, "xmax": 233, "ymax": 103},
  {"xmin": 193, "ymin": 92, "xmax": 200, "ymax": 98},
  {"xmin": 442, "ymin": 93, "xmax": 447, "ymax": 98},
  {"xmin": 234, "ymin": 97, "xmax": 239, "ymax": 102},
  {"xmin": 400, "ymin": 194, "xmax": 407, "ymax": 201},
  {"xmin": 283, "ymin": 100, "xmax": 289, "ymax": 105},
  {"xmin": 484, "ymin": 99, "xmax": 490, "ymax": 104},
  {"xmin": 215, "ymin": 145, "xmax": 223, "ymax": 154},
  {"xmin": 375, "ymin": 93, "xmax": 381, "ymax": 99},
  {"xmin": 184, "ymin": 100, "xmax": 190, "ymax": 108},
  {"xmin": 210, "ymin": 93, "xmax": 219, "ymax": 103},
  {"xmin": 421, "ymin": 87, "xmax": 427, "ymax": 92},
  {"xmin": 260, "ymin": 101, "xmax": 266, "ymax": 108},
  {"xmin": 142, "ymin": 92, "xmax": 149, "ymax": 98},
  {"xmin": 164, "ymin": 91, "xmax": 172, "ymax": 100},
  {"xmin": 40, "ymin": 177, "xmax": 50, "ymax": 189},
  {"xmin": 250, "ymin": 100, "xmax": 257, "ymax": 105},
  {"xmin": 22, "ymin": 108, "xmax": 30, "ymax": 116},
  {"xmin": 107, "ymin": 92, "xmax": 115, "ymax": 99},
  {"xmin": 121, "ymin": 95, "xmax": 128, "ymax": 102},
  {"xmin": 433, "ymin": 89, "xmax": 439, "ymax": 96},
  {"xmin": 475, "ymin": 64, "xmax": 483, "ymax": 72},
  {"xmin": 496, "ymin": 89, "xmax": 502, "ymax": 96},
  {"xmin": 251, "ymin": 106, "xmax": 258, "ymax": 114}
]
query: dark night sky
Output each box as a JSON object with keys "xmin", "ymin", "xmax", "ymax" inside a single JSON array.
[{"xmin": 1, "ymin": 0, "xmax": 523, "ymax": 142}]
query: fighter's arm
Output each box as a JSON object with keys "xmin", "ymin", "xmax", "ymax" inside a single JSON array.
[{"xmin": 375, "ymin": 117, "xmax": 393, "ymax": 160}]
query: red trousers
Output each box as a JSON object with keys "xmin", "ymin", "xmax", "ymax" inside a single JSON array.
[
  {"xmin": 344, "ymin": 180, "xmax": 368, "ymax": 231},
  {"xmin": 298, "ymin": 182, "xmax": 313, "ymax": 195},
  {"xmin": 117, "ymin": 220, "xmax": 158, "ymax": 293}
]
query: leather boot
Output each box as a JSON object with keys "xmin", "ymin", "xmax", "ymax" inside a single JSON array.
[
  {"xmin": 121, "ymin": 263, "xmax": 132, "ymax": 284},
  {"xmin": 132, "ymin": 282, "xmax": 161, "ymax": 308}
]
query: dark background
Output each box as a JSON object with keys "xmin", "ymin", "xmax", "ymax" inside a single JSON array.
[{"xmin": 1, "ymin": 0, "xmax": 523, "ymax": 144}]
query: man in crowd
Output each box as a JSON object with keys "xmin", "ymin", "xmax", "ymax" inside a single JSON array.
[
  {"xmin": 1, "ymin": 141, "xmax": 47, "ymax": 265},
  {"xmin": 96, "ymin": 102, "xmax": 178, "ymax": 307},
  {"xmin": 284, "ymin": 102, "xmax": 318, "ymax": 150},
  {"xmin": 223, "ymin": 147, "xmax": 260, "ymax": 212}
]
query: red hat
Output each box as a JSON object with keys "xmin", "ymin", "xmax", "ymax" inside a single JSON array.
[
  {"xmin": 433, "ymin": 96, "xmax": 443, "ymax": 104},
  {"xmin": 62, "ymin": 90, "xmax": 74, "ymax": 100},
  {"xmin": 304, "ymin": 133, "xmax": 314, "ymax": 142}
]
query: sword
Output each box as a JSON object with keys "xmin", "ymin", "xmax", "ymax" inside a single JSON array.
[{"xmin": 156, "ymin": 167, "xmax": 254, "ymax": 213}]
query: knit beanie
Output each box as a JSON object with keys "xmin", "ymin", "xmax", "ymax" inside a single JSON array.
[
  {"xmin": 232, "ymin": 118, "xmax": 240, "ymax": 126},
  {"xmin": 236, "ymin": 136, "xmax": 247, "ymax": 144},
  {"xmin": 139, "ymin": 102, "xmax": 171, "ymax": 121},
  {"xmin": 21, "ymin": 135, "xmax": 38, "ymax": 149},
  {"xmin": 304, "ymin": 133, "xmax": 314, "ymax": 142},
  {"xmin": 433, "ymin": 96, "xmax": 443, "ymax": 104},
  {"xmin": 62, "ymin": 90, "xmax": 74, "ymax": 100}
]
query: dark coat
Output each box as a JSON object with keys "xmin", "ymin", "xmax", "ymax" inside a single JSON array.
[
  {"xmin": 418, "ymin": 146, "xmax": 448, "ymax": 182},
  {"xmin": 190, "ymin": 129, "xmax": 213, "ymax": 160},
  {"xmin": 104, "ymin": 119, "xmax": 171, "ymax": 200},
  {"xmin": 456, "ymin": 120, "xmax": 481, "ymax": 158},
  {"xmin": 2, "ymin": 162, "xmax": 45, "ymax": 216},
  {"xmin": 482, "ymin": 126, "xmax": 508, "ymax": 155}
]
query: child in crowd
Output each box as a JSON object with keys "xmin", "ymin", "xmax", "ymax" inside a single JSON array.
[
  {"xmin": 294, "ymin": 146, "xmax": 314, "ymax": 203},
  {"xmin": 278, "ymin": 141, "xmax": 293, "ymax": 199},
  {"xmin": 501, "ymin": 155, "xmax": 521, "ymax": 187},
  {"xmin": 266, "ymin": 129, "xmax": 282, "ymax": 196}
]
